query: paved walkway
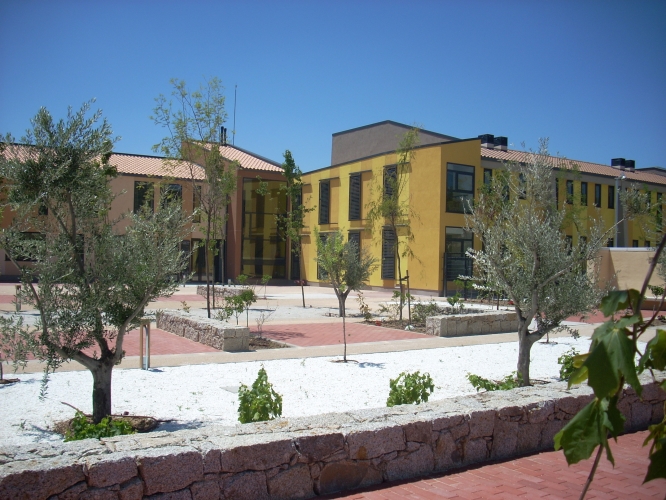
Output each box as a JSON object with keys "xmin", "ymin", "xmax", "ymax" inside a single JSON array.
[{"xmin": 325, "ymin": 430, "xmax": 665, "ymax": 499}]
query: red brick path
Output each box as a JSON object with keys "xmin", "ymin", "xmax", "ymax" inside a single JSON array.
[
  {"xmin": 256, "ymin": 322, "xmax": 426, "ymax": 347},
  {"xmin": 326, "ymin": 431, "xmax": 665, "ymax": 499}
]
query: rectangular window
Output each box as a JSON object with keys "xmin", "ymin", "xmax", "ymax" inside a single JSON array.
[
  {"xmin": 646, "ymin": 241, "xmax": 651, "ymax": 248},
  {"xmin": 348, "ymin": 231, "xmax": 361, "ymax": 260},
  {"xmin": 581, "ymin": 182, "xmax": 588, "ymax": 206},
  {"xmin": 566, "ymin": 180, "xmax": 574, "ymax": 204},
  {"xmin": 317, "ymin": 233, "xmax": 328, "ymax": 280},
  {"xmin": 349, "ymin": 173, "xmax": 361, "ymax": 220},
  {"xmin": 633, "ymin": 240, "xmax": 639, "ymax": 247},
  {"xmin": 161, "ymin": 183, "xmax": 182, "ymax": 209},
  {"xmin": 483, "ymin": 168, "xmax": 492, "ymax": 186},
  {"xmin": 565, "ymin": 235, "xmax": 573, "ymax": 254},
  {"xmin": 607, "ymin": 238, "xmax": 614, "ymax": 247},
  {"xmin": 446, "ymin": 163, "xmax": 475, "ymax": 213},
  {"xmin": 192, "ymin": 185, "xmax": 202, "ymax": 223},
  {"xmin": 608, "ymin": 185, "xmax": 615, "ymax": 209},
  {"xmin": 319, "ymin": 180, "xmax": 330, "ymax": 224},
  {"xmin": 519, "ymin": 173, "xmax": 526, "ymax": 199},
  {"xmin": 384, "ymin": 165, "xmax": 397, "ymax": 198},
  {"xmin": 381, "ymin": 228, "xmax": 396, "ymax": 279},
  {"xmin": 134, "ymin": 181, "xmax": 154, "ymax": 213},
  {"xmin": 594, "ymin": 184, "xmax": 601, "ymax": 207}
]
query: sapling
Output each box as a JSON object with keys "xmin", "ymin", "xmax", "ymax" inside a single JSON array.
[
  {"xmin": 237, "ymin": 366, "xmax": 282, "ymax": 423},
  {"xmin": 386, "ymin": 371, "xmax": 434, "ymax": 407}
]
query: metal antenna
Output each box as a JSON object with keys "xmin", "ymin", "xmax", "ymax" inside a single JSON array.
[{"xmin": 233, "ymin": 84, "xmax": 237, "ymax": 146}]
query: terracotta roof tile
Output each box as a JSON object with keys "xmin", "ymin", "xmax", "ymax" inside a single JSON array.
[
  {"xmin": 482, "ymin": 147, "xmax": 666, "ymax": 186},
  {"xmin": 204, "ymin": 143, "xmax": 283, "ymax": 172},
  {"xmin": 110, "ymin": 153, "xmax": 205, "ymax": 180}
]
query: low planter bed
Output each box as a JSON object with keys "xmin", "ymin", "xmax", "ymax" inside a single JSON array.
[
  {"xmin": 156, "ymin": 310, "xmax": 250, "ymax": 352},
  {"xmin": 425, "ymin": 309, "xmax": 516, "ymax": 337}
]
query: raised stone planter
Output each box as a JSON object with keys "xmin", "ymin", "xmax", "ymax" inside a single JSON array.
[
  {"xmin": 426, "ymin": 309, "xmax": 516, "ymax": 337},
  {"xmin": 196, "ymin": 285, "xmax": 244, "ymax": 300},
  {"xmin": 1, "ymin": 374, "xmax": 663, "ymax": 499},
  {"xmin": 156, "ymin": 310, "xmax": 249, "ymax": 352}
]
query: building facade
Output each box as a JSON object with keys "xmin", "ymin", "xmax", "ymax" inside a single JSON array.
[{"xmin": 300, "ymin": 120, "xmax": 666, "ymax": 295}]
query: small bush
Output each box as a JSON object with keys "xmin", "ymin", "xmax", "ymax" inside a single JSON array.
[
  {"xmin": 557, "ymin": 347, "xmax": 579, "ymax": 381},
  {"xmin": 467, "ymin": 372, "xmax": 522, "ymax": 392},
  {"xmin": 64, "ymin": 411, "xmax": 135, "ymax": 441},
  {"xmin": 411, "ymin": 300, "xmax": 446, "ymax": 324},
  {"xmin": 238, "ymin": 366, "xmax": 283, "ymax": 424},
  {"xmin": 386, "ymin": 371, "xmax": 435, "ymax": 407}
]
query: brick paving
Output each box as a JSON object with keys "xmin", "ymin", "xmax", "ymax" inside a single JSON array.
[
  {"xmin": 326, "ymin": 430, "xmax": 666, "ymax": 499},
  {"xmin": 256, "ymin": 322, "xmax": 427, "ymax": 347}
]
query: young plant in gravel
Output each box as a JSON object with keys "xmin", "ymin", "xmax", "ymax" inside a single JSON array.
[
  {"xmin": 554, "ymin": 233, "xmax": 666, "ymax": 497},
  {"xmin": 314, "ymin": 229, "xmax": 377, "ymax": 362},
  {"xmin": 237, "ymin": 366, "xmax": 283, "ymax": 424},
  {"xmin": 65, "ymin": 411, "xmax": 135, "ymax": 441},
  {"xmin": 557, "ymin": 347, "xmax": 579, "ymax": 381},
  {"xmin": 466, "ymin": 372, "xmax": 522, "ymax": 392},
  {"xmin": 387, "ymin": 371, "xmax": 435, "ymax": 407}
]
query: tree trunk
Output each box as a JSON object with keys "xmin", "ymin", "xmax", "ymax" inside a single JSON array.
[
  {"xmin": 396, "ymin": 241, "xmax": 403, "ymax": 323},
  {"xmin": 341, "ymin": 298, "xmax": 347, "ymax": 362},
  {"xmin": 517, "ymin": 319, "xmax": 539, "ymax": 386},
  {"xmin": 205, "ymin": 216, "xmax": 212, "ymax": 319},
  {"xmin": 91, "ymin": 361, "xmax": 114, "ymax": 423},
  {"xmin": 301, "ymin": 283, "xmax": 305, "ymax": 308}
]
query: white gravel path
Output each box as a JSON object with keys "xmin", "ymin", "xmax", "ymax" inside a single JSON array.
[{"xmin": 0, "ymin": 336, "xmax": 592, "ymax": 447}]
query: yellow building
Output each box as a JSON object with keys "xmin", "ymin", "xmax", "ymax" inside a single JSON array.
[{"xmin": 301, "ymin": 121, "xmax": 666, "ymax": 296}]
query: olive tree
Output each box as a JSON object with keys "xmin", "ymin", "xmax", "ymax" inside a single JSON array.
[
  {"xmin": 0, "ymin": 102, "xmax": 188, "ymax": 423},
  {"xmin": 152, "ymin": 77, "xmax": 238, "ymax": 318},
  {"xmin": 315, "ymin": 229, "xmax": 376, "ymax": 362},
  {"xmin": 465, "ymin": 139, "xmax": 608, "ymax": 385}
]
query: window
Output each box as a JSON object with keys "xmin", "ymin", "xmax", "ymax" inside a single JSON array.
[
  {"xmin": 646, "ymin": 241, "xmax": 651, "ymax": 248},
  {"xmin": 384, "ymin": 165, "xmax": 397, "ymax": 198},
  {"xmin": 633, "ymin": 240, "xmax": 639, "ymax": 247},
  {"xmin": 319, "ymin": 180, "xmax": 330, "ymax": 224},
  {"xmin": 445, "ymin": 227, "xmax": 473, "ymax": 256},
  {"xmin": 161, "ymin": 183, "xmax": 182, "ymax": 209},
  {"xmin": 134, "ymin": 181, "xmax": 154, "ymax": 213},
  {"xmin": 565, "ymin": 235, "xmax": 573, "ymax": 254},
  {"xmin": 446, "ymin": 163, "xmax": 475, "ymax": 213},
  {"xmin": 607, "ymin": 238, "xmax": 614, "ymax": 247},
  {"xmin": 555, "ymin": 180, "xmax": 559, "ymax": 204},
  {"xmin": 192, "ymin": 185, "xmax": 202, "ymax": 223},
  {"xmin": 594, "ymin": 184, "xmax": 601, "ymax": 207},
  {"xmin": 566, "ymin": 180, "xmax": 574, "ymax": 204},
  {"xmin": 349, "ymin": 173, "xmax": 361, "ymax": 221},
  {"xmin": 348, "ymin": 231, "xmax": 361, "ymax": 260},
  {"xmin": 317, "ymin": 233, "xmax": 328, "ymax": 280},
  {"xmin": 608, "ymin": 185, "xmax": 615, "ymax": 209},
  {"xmin": 581, "ymin": 182, "xmax": 588, "ymax": 206},
  {"xmin": 381, "ymin": 229, "xmax": 396, "ymax": 279},
  {"xmin": 483, "ymin": 169, "xmax": 492, "ymax": 186},
  {"xmin": 518, "ymin": 173, "xmax": 526, "ymax": 199}
]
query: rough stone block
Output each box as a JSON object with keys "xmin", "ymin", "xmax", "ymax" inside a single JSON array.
[
  {"xmin": 144, "ymin": 488, "xmax": 192, "ymax": 499},
  {"xmin": 468, "ymin": 410, "xmax": 494, "ymax": 439},
  {"xmin": 56, "ymin": 481, "xmax": 88, "ymax": 500},
  {"xmin": 315, "ymin": 461, "xmax": 381, "ymax": 496},
  {"xmin": 0, "ymin": 460, "xmax": 85, "ymax": 500},
  {"xmin": 490, "ymin": 418, "xmax": 518, "ymax": 460},
  {"xmin": 80, "ymin": 487, "xmax": 120, "ymax": 500},
  {"xmin": 266, "ymin": 464, "xmax": 313, "ymax": 500},
  {"xmin": 221, "ymin": 471, "xmax": 268, "ymax": 500},
  {"xmin": 462, "ymin": 438, "xmax": 488, "ymax": 464},
  {"xmin": 218, "ymin": 438, "xmax": 295, "ymax": 472},
  {"xmin": 119, "ymin": 477, "xmax": 144, "ymax": 500},
  {"xmin": 347, "ymin": 426, "xmax": 405, "ymax": 460},
  {"xmin": 138, "ymin": 449, "xmax": 203, "ymax": 496},
  {"xmin": 295, "ymin": 433, "xmax": 345, "ymax": 462},
  {"xmin": 87, "ymin": 455, "xmax": 137, "ymax": 488},
  {"xmin": 385, "ymin": 446, "xmax": 434, "ymax": 482},
  {"xmin": 433, "ymin": 431, "xmax": 462, "ymax": 470},
  {"xmin": 515, "ymin": 422, "xmax": 543, "ymax": 454},
  {"xmin": 403, "ymin": 421, "xmax": 433, "ymax": 444},
  {"xmin": 190, "ymin": 479, "xmax": 220, "ymax": 500}
]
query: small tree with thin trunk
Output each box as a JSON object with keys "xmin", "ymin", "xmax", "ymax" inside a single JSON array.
[
  {"xmin": 314, "ymin": 229, "xmax": 376, "ymax": 362},
  {"xmin": 366, "ymin": 127, "xmax": 419, "ymax": 322},
  {"xmin": 465, "ymin": 139, "xmax": 609, "ymax": 385},
  {"xmin": 152, "ymin": 77, "xmax": 238, "ymax": 318},
  {"xmin": 0, "ymin": 102, "xmax": 188, "ymax": 423},
  {"xmin": 276, "ymin": 150, "xmax": 314, "ymax": 307}
]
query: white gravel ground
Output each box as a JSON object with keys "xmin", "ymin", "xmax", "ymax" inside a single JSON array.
[{"xmin": 0, "ymin": 336, "xmax": 591, "ymax": 447}]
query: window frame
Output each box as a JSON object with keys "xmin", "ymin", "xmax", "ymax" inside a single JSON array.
[
  {"xmin": 348, "ymin": 173, "xmax": 361, "ymax": 221},
  {"xmin": 381, "ymin": 228, "xmax": 396, "ymax": 279},
  {"xmin": 580, "ymin": 182, "xmax": 588, "ymax": 206},
  {"xmin": 608, "ymin": 185, "xmax": 615, "ymax": 209},
  {"xmin": 594, "ymin": 184, "xmax": 601, "ymax": 207},
  {"xmin": 134, "ymin": 181, "xmax": 155, "ymax": 213},
  {"xmin": 319, "ymin": 179, "xmax": 330, "ymax": 225},
  {"xmin": 446, "ymin": 163, "xmax": 475, "ymax": 213}
]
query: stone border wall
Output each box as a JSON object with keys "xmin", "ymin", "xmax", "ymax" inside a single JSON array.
[
  {"xmin": 1, "ymin": 375, "xmax": 663, "ymax": 499},
  {"xmin": 426, "ymin": 310, "xmax": 516, "ymax": 337},
  {"xmin": 196, "ymin": 286, "xmax": 244, "ymax": 300},
  {"xmin": 156, "ymin": 310, "xmax": 249, "ymax": 352}
]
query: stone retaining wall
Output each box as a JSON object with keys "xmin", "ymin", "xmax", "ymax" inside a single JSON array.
[
  {"xmin": 426, "ymin": 310, "xmax": 516, "ymax": 337},
  {"xmin": 1, "ymin": 375, "xmax": 663, "ymax": 499},
  {"xmin": 156, "ymin": 310, "xmax": 249, "ymax": 352},
  {"xmin": 196, "ymin": 286, "xmax": 244, "ymax": 300}
]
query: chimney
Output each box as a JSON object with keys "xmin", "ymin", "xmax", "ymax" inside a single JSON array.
[
  {"xmin": 494, "ymin": 136, "xmax": 508, "ymax": 152},
  {"xmin": 479, "ymin": 134, "xmax": 495, "ymax": 149},
  {"xmin": 611, "ymin": 158, "xmax": 626, "ymax": 170},
  {"xmin": 220, "ymin": 126, "xmax": 227, "ymax": 146},
  {"xmin": 625, "ymin": 160, "xmax": 635, "ymax": 172}
]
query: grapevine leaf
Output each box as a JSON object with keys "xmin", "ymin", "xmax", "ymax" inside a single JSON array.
[
  {"xmin": 639, "ymin": 330, "xmax": 666, "ymax": 372},
  {"xmin": 644, "ymin": 438, "xmax": 666, "ymax": 483},
  {"xmin": 573, "ymin": 353, "xmax": 589, "ymax": 369},
  {"xmin": 554, "ymin": 399, "xmax": 606, "ymax": 464},
  {"xmin": 600, "ymin": 291, "xmax": 630, "ymax": 317},
  {"xmin": 568, "ymin": 364, "xmax": 588, "ymax": 387}
]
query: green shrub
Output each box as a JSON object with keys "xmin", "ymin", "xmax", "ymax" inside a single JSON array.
[
  {"xmin": 467, "ymin": 372, "xmax": 522, "ymax": 392},
  {"xmin": 238, "ymin": 366, "xmax": 283, "ymax": 424},
  {"xmin": 411, "ymin": 300, "xmax": 446, "ymax": 324},
  {"xmin": 386, "ymin": 371, "xmax": 435, "ymax": 407},
  {"xmin": 64, "ymin": 411, "xmax": 135, "ymax": 441},
  {"xmin": 557, "ymin": 347, "xmax": 579, "ymax": 381}
]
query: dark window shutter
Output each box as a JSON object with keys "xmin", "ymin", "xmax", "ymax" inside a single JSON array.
[
  {"xmin": 384, "ymin": 166, "xmax": 397, "ymax": 198},
  {"xmin": 319, "ymin": 180, "xmax": 330, "ymax": 224},
  {"xmin": 348, "ymin": 231, "xmax": 361, "ymax": 259},
  {"xmin": 317, "ymin": 233, "xmax": 328, "ymax": 280},
  {"xmin": 349, "ymin": 174, "xmax": 361, "ymax": 220},
  {"xmin": 381, "ymin": 229, "xmax": 396, "ymax": 279}
]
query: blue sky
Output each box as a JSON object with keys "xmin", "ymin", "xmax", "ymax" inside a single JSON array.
[{"xmin": 1, "ymin": 0, "xmax": 664, "ymax": 172}]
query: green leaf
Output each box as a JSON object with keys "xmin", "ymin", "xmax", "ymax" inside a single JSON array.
[
  {"xmin": 644, "ymin": 438, "xmax": 666, "ymax": 482},
  {"xmin": 639, "ymin": 330, "xmax": 666, "ymax": 372},
  {"xmin": 587, "ymin": 319, "xmax": 642, "ymax": 397},
  {"xmin": 600, "ymin": 291, "xmax": 630, "ymax": 317}
]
